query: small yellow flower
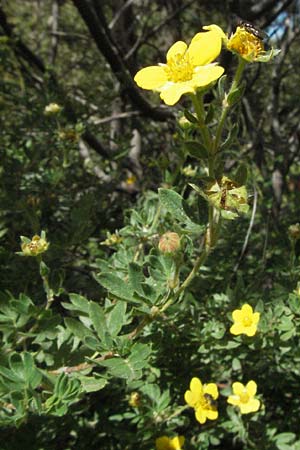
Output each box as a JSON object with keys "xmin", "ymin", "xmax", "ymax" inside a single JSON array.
[
  {"xmin": 156, "ymin": 435, "xmax": 185, "ymax": 450},
  {"xmin": 227, "ymin": 380, "xmax": 260, "ymax": 414},
  {"xmin": 44, "ymin": 103, "xmax": 62, "ymax": 115},
  {"xmin": 288, "ymin": 223, "xmax": 300, "ymax": 241},
  {"xmin": 134, "ymin": 25, "xmax": 225, "ymax": 105},
  {"xmin": 230, "ymin": 303, "xmax": 260, "ymax": 337},
  {"xmin": 20, "ymin": 234, "xmax": 49, "ymax": 257},
  {"xmin": 184, "ymin": 377, "xmax": 218, "ymax": 424},
  {"xmin": 128, "ymin": 392, "xmax": 141, "ymax": 408},
  {"xmin": 226, "ymin": 25, "xmax": 280, "ymax": 63}
]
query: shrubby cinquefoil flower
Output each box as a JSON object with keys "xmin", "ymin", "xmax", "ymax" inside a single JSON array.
[
  {"xmin": 184, "ymin": 377, "xmax": 218, "ymax": 424},
  {"xmin": 20, "ymin": 233, "xmax": 49, "ymax": 257},
  {"xmin": 230, "ymin": 303, "xmax": 260, "ymax": 337},
  {"xmin": 156, "ymin": 435, "xmax": 185, "ymax": 450},
  {"xmin": 227, "ymin": 380, "xmax": 260, "ymax": 414},
  {"xmin": 226, "ymin": 24, "xmax": 280, "ymax": 63},
  {"xmin": 44, "ymin": 103, "xmax": 62, "ymax": 115},
  {"xmin": 134, "ymin": 25, "xmax": 225, "ymax": 105}
]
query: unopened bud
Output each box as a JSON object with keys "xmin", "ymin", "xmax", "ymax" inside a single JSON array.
[
  {"xmin": 288, "ymin": 223, "xmax": 300, "ymax": 241},
  {"xmin": 158, "ymin": 232, "xmax": 180, "ymax": 254},
  {"xmin": 129, "ymin": 392, "xmax": 141, "ymax": 408},
  {"xmin": 44, "ymin": 103, "xmax": 62, "ymax": 115}
]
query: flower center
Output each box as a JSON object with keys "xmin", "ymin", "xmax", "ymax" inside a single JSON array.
[
  {"xmin": 242, "ymin": 315, "xmax": 252, "ymax": 327},
  {"xmin": 239, "ymin": 390, "xmax": 250, "ymax": 403},
  {"xmin": 227, "ymin": 27, "xmax": 264, "ymax": 60},
  {"xmin": 165, "ymin": 53, "xmax": 194, "ymax": 82}
]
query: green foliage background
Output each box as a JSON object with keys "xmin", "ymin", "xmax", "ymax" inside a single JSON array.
[{"xmin": 1, "ymin": 0, "xmax": 300, "ymax": 449}]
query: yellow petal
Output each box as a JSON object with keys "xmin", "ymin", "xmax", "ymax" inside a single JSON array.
[
  {"xmin": 240, "ymin": 398, "xmax": 260, "ymax": 414},
  {"xmin": 246, "ymin": 380, "xmax": 257, "ymax": 396},
  {"xmin": 241, "ymin": 303, "xmax": 253, "ymax": 315},
  {"xmin": 232, "ymin": 382, "xmax": 245, "ymax": 396},
  {"xmin": 188, "ymin": 30, "xmax": 222, "ymax": 65},
  {"xmin": 230, "ymin": 323, "xmax": 244, "ymax": 335},
  {"xmin": 206, "ymin": 409, "xmax": 218, "ymax": 420},
  {"xmin": 184, "ymin": 389, "xmax": 196, "ymax": 407},
  {"xmin": 166, "ymin": 41, "xmax": 188, "ymax": 62},
  {"xmin": 204, "ymin": 383, "xmax": 219, "ymax": 399},
  {"xmin": 203, "ymin": 24, "xmax": 227, "ymax": 40},
  {"xmin": 252, "ymin": 312, "xmax": 260, "ymax": 324},
  {"xmin": 170, "ymin": 435, "xmax": 185, "ymax": 450},
  {"xmin": 159, "ymin": 81, "xmax": 194, "ymax": 105},
  {"xmin": 190, "ymin": 377, "xmax": 203, "ymax": 394},
  {"xmin": 227, "ymin": 394, "xmax": 240, "ymax": 406},
  {"xmin": 232, "ymin": 309, "xmax": 243, "ymax": 322},
  {"xmin": 195, "ymin": 407, "xmax": 207, "ymax": 424},
  {"xmin": 156, "ymin": 436, "xmax": 170, "ymax": 450},
  {"xmin": 134, "ymin": 66, "xmax": 167, "ymax": 90},
  {"xmin": 192, "ymin": 65, "xmax": 224, "ymax": 87},
  {"xmin": 244, "ymin": 324, "xmax": 258, "ymax": 336}
]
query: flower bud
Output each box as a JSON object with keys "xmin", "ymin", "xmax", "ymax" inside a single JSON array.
[
  {"xmin": 44, "ymin": 103, "xmax": 62, "ymax": 115},
  {"xmin": 129, "ymin": 392, "xmax": 141, "ymax": 408},
  {"xmin": 288, "ymin": 223, "xmax": 300, "ymax": 241},
  {"xmin": 178, "ymin": 116, "xmax": 192, "ymax": 130},
  {"xmin": 158, "ymin": 232, "xmax": 180, "ymax": 254}
]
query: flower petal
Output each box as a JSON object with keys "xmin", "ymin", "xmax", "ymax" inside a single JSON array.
[
  {"xmin": 170, "ymin": 435, "xmax": 185, "ymax": 450},
  {"xmin": 246, "ymin": 380, "xmax": 257, "ymax": 396},
  {"xmin": 134, "ymin": 66, "xmax": 167, "ymax": 90},
  {"xmin": 240, "ymin": 398, "xmax": 260, "ymax": 414},
  {"xmin": 166, "ymin": 41, "xmax": 188, "ymax": 62},
  {"xmin": 206, "ymin": 409, "xmax": 218, "ymax": 420},
  {"xmin": 203, "ymin": 24, "xmax": 227, "ymax": 40},
  {"xmin": 192, "ymin": 65, "xmax": 224, "ymax": 87},
  {"xmin": 232, "ymin": 309, "xmax": 243, "ymax": 322},
  {"xmin": 204, "ymin": 383, "xmax": 219, "ymax": 399},
  {"xmin": 232, "ymin": 382, "xmax": 245, "ymax": 396},
  {"xmin": 195, "ymin": 407, "xmax": 207, "ymax": 424},
  {"xmin": 252, "ymin": 312, "xmax": 260, "ymax": 324},
  {"xmin": 156, "ymin": 436, "xmax": 170, "ymax": 450},
  {"xmin": 188, "ymin": 29, "xmax": 222, "ymax": 65},
  {"xmin": 241, "ymin": 303, "xmax": 253, "ymax": 315},
  {"xmin": 227, "ymin": 394, "xmax": 240, "ymax": 406},
  {"xmin": 244, "ymin": 324, "xmax": 258, "ymax": 336},
  {"xmin": 159, "ymin": 82, "xmax": 194, "ymax": 105},
  {"xmin": 190, "ymin": 377, "xmax": 203, "ymax": 394},
  {"xmin": 230, "ymin": 323, "xmax": 244, "ymax": 335}
]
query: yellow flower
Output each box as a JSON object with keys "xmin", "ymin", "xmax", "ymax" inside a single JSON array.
[
  {"xmin": 227, "ymin": 25, "xmax": 280, "ymax": 63},
  {"xmin": 44, "ymin": 103, "xmax": 62, "ymax": 115},
  {"xmin": 128, "ymin": 391, "xmax": 141, "ymax": 408},
  {"xmin": 227, "ymin": 380, "xmax": 260, "ymax": 414},
  {"xmin": 134, "ymin": 25, "xmax": 225, "ymax": 105},
  {"xmin": 20, "ymin": 234, "xmax": 49, "ymax": 257},
  {"xmin": 230, "ymin": 303, "xmax": 260, "ymax": 337},
  {"xmin": 184, "ymin": 377, "xmax": 218, "ymax": 424},
  {"xmin": 156, "ymin": 435, "xmax": 185, "ymax": 450}
]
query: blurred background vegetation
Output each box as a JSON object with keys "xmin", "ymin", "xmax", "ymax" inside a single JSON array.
[{"xmin": 1, "ymin": 0, "xmax": 300, "ymax": 449}]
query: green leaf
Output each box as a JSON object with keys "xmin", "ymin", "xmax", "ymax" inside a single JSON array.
[
  {"xmin": 128, "ymin": 262, "xmax": 144, "ymax": 296},
  {"xmin": 68, "ymin": 293, "xmax": 90, "ymax": 313},
  {"xmin": 158, "ymin": 188, "xmax": 192, "ymax": 224},
  {"xmin": 89, "ymin": 301, "xmax": 107, "ymax": 341},
  {"xmin": 234, "ymin": 164, "xmax": 248, "ymax": 186},
  {"xmin": 183, "ymin": 109, "xmax": 198, "ymax": 124},
  {"xmin": 107, "ymin": 301, "xmax": 127, "ymax": 337},
  {"xmin": 64, "ymin": 318, "xmax": 94, "ymax": 341},
  {"xmin": 184, "ymin": 140, "xmax": 208, "ymax": 160},
  {"xmin": 95, "ymin": 273, "xmax": 137, "ymax": 303},
  {"xmin": 205, "ymin": 104, "xmax": 215, "ymax": 124},
  {"xmin": 220, "ymin": 123, "xmax": 239, "ymax": 151},
  {"xmin": 79, "ymin": 376, "xmax": 107, "ymax": 393}
]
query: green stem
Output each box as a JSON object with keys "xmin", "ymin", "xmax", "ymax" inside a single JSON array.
[
  {"xmin": 214, "ymin": 57, "xmax": 246, "ymax": 152},
  {"xmin": 191, "ymin": 93, "xmax": 212, "ymax": 150}
]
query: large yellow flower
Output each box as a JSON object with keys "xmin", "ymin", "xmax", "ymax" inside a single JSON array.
[
  {"xmin": 184, "ymin": 377, "xmax": 218, "ymax": 424},
  {"xmin": 227, "ymin": 380, "xmax": 260, "ymax": 414},
  {"xmin": 156, "ymin": 435, "xmax": 185, "ymax": 450},
  {"xmin": 134, "ymin": 25, "xmax": 225, "ymax": 106},
  {"xmin": 230, "ymin": 303, "xmax": 260, "ymax": 337}
]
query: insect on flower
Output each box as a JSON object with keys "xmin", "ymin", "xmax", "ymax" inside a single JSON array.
[
  {"xmin": 237, "ymin": 20, "xmax": 269, "ymax": 42},
  {"xmin": 203, "ymin": 393, "xmax": 218, "ymax": 409}
]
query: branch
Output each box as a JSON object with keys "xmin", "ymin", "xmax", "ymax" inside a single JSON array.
[{"xmin": 71, "ymin": 0, "xmax": 173, "ymax": 121}]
